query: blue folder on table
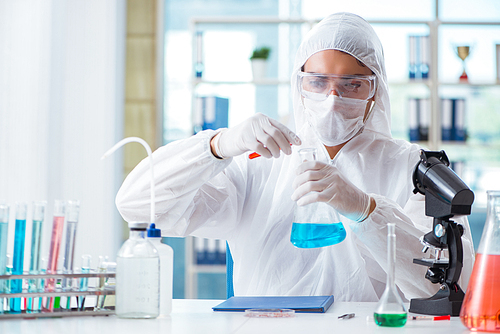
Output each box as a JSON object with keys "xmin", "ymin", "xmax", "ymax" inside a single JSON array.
[{"xmin": 213, "ymin": 295, "xmax": 334, "ymax": 313}]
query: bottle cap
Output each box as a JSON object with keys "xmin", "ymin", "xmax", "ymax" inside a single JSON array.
[
  {"xmin": 147, "ymin": 223, "xmax": 162, "ymax": 238},
  {"xmin": 128, "ymin": 221, "xmax": 149, "ymax": 230}
]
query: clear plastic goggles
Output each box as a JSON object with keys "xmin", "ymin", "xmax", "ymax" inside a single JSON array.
[{"xmin": 298, "ymin": 72, "xmax": 377, "ymax": 101}]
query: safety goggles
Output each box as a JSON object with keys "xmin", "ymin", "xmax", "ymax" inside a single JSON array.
[{"xmin": 298, "ymin": 72, "xmax": 377, "ymax": 101}]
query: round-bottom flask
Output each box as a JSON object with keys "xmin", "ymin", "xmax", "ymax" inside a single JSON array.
[
  {"xmin": 290, "ymin": 147, "xmax": 346, "ymax": 248},
  {"xmin": 374, "ymin": 223, "xmax": 407, "ymax": 327},
  {"xmin": 460, "ymin": 190, "xmax": 500, "ymax": 332},
  {"xmin": 116, "ymin": 222, "xmax": 159, "ymax": 319}
]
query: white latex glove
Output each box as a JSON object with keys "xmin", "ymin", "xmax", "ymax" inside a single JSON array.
[
  {"xmin": 291, "ymin": 160, "xmax": 373, "ymax": 222},
  {"xmin": 213, "ymin": 113, "xmax": 301, "ymax": 159}
]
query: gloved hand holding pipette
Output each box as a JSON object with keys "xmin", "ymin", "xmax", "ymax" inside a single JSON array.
[
  {"xmin": 291, "ymin": 160, "xmax": 374, "ymax": 222},
  {"xmin": 210, "ymin": 113, "xmax": 301, "ymax": 159}
]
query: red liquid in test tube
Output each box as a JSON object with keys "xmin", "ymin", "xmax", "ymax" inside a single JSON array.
[
  {"xmin": 44, "ymin": 201, "xmax": 65, "ymax": 311},
  {"xmin": 248, "ymin": 143, "xmax": 293, "ymax": 159}
]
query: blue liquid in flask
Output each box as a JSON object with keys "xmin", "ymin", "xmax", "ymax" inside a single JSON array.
[{"xmin": 290, "ymin": 222, "xmax": 346, "ymax": 248}]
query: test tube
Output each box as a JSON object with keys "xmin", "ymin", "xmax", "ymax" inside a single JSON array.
[
  {"xmin": 4, "ymin": 254, "xmax": 13, "ymax": 311},
  {"xmin": 44, "ymin": 200, "xmax": 65, "ymax": 311},
  {"xmin": 78, "ymin": 254, "xmax": 91, "ymax": 311},
  {"xmin": 62, "ymin": 200, "xmax": 80, "ymax": 291},
  {"xmin": 94, "ymin": 255, "xmax": 108, "ymax": 311},
  {"xmin": 28, "ymin": 201, "xmax": 46, "ymax": 312},
  {"xmin": 11, "ymin": 202, "xmax": 27, "ymax": 312},
  {"xmin": 39, "ymin": 258, "xmax": 47, "ymax": 311},
  {"xmin": 0, "ymin": 204, "xmax": 9, "ymax": 313},
  {"xmin": 0, "ymin": 205, "xmax": 9, "ymax": 305},
  {"xmin": 103, "ymin": 261, "xmax": 116, "ymax": 308}
]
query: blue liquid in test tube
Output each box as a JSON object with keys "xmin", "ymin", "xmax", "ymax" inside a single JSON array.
[
  {"xmin": 0, "ymin": 204, "xmax": 9, "ymax": 313},
  {"xmin": 28, "ymin": 201, "xmax": 46, "ymax": 312},
  {"xmin": 11, "ymin": 202, "xmax": 27, "ymax": 312}
]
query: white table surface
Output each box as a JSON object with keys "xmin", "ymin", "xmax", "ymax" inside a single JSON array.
[{"xmin": 0, "ymin": 299, "xmax": 476, "ymax": 334}]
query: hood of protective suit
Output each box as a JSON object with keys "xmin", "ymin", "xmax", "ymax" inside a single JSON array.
[{"xmin": 292, "ymin": 12, "xmax": 391, "ymax": 142}]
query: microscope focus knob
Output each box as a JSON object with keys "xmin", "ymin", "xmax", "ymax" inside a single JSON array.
[{"xmin": 434, "ymin": 224, "xmax": 446, "ymax": 238}]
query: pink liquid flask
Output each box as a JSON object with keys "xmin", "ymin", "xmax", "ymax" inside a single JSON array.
[{"xmin": 460, "ymin": 191, "xmax": 500, "ymax": 332}]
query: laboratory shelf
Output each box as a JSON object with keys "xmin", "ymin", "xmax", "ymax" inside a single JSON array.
[
  {"xmin": 183, "ymin": 2, "xmax": 500, "ymax": 298},
  {"xmin": 184, "ymin": 236, "xmax": 227, "ymax": 299},
  {"xmin": 187, "ymin": 264, "xmax": 226, "ymax": 274},
  {"xmin": 438, "ymin": 82, "xmax": 500, "ymax": 87},
  {"xmin": 193, "ymin": 79, "xmax": 290, "ymax": 85}
]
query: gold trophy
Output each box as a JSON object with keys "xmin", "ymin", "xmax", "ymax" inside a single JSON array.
[{"xmin": 456, "ymin": 46, "xmax": 470, "ymax": 82}]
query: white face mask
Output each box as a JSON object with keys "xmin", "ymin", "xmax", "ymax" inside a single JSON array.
[{"xmin": 303, "ymin": 95, "xmax": 369, "ymax": 146}]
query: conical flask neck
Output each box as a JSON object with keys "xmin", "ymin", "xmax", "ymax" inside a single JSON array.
[
  {"xmin": 487, "ymin": 191, "xmax": 500, "ymax": 221},
  {"xmin": 478, "ymin": 191, "xmax": 500, "ymax": 255}
]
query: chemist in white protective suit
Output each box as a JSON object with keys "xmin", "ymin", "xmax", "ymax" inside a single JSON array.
[{"xmin": 116, "ymin": 12, "xmax": 474, "ymax": 301}]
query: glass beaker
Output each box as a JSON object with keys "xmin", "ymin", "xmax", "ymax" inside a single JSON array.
[
  {"xmin": 460, "ymin": 190, "xmax": 500, "ymax": 332},
  {"xmin": 290, "ymin": 147, "xmax": 346, "ymax": 248},
  {"xmin": 374, "ymin": 223, "xmax": 407, "ymax": 327}
]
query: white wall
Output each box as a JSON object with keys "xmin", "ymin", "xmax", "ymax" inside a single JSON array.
[{"xmin": 0, "ymin": 0, "xmax": 126, "ymax": 270}]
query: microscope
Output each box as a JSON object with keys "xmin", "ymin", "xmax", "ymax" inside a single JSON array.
[{"xmin": 409, "ymin": 150, "xmax": 474, "ymax": 316}]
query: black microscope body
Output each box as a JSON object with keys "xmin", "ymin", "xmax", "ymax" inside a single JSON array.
[{"xmin": 409, "ymin": 150, "xmax": 474, "ymax": 316}]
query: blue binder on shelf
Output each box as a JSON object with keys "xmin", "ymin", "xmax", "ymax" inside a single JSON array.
[
  {"xmin": 441, "ymin": 98, "xmax": 453, "ymax": 141},
  {"xmin": 193, "ymin": 96, "xmax": 229, "ymax": 134},
  {"xmin": 453, "ymin": 98, "xmax": 466, "ymax": 141},
  {"xmin": 408, "ymin": 98, "xmax": 419, "ymax": 142},
  {"xmin": 418, "ymin": 98, "xmax": 430, "ymax": 141},
  {"xmin": 212, "ymin": 295, "xmax": 334, "ymax": 313},
  {"xmin": 408, "ymin": 34, "xmax": 430, "ymax": 80}
]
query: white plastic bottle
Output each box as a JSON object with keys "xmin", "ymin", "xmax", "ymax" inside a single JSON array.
[
  {"xmin": 116, "ymin": 222, "xmax": 159, "ymax": 318},
  {"xmin": 147, "ymin": 223, "xmax": 173, "ymax": 316}
]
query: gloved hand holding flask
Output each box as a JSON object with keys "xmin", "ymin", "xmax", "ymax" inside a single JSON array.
[
  {"xmin": 210, "ymin": 113, "xmax": 301, "ymax": 159},
  {"xmin": 291, "ymin": 160, "xmax": 374, "ymax": 222},
  {"xmin": 291, "ymin": 148, "xmax": 347, "ymax": 248}
]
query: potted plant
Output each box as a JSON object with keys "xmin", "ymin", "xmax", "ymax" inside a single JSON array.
[{"xmin": 250, "ymin": 46, "xmax": 271, "ymax": 80}]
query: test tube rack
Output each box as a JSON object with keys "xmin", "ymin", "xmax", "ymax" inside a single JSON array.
[{"xmin": 0, "ymin": 271, "xmax": 115, "ymax": 319}]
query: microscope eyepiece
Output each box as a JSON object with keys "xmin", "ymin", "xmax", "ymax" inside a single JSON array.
[{"xmin": 412, "ymin": 150, "xmax": 474, "ymax": 218}]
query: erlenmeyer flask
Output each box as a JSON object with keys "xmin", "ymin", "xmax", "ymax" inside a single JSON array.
[
  {"xmin": 374, "ymin": 223, "xmax": 407, "ymax": 327},
  {"xmin": 460, "ymin": 190, "xmax": 500, "ymax": 332},
  {"xmin": 290, "ymin": 147, "xmax": 346, "ymax": 248}
]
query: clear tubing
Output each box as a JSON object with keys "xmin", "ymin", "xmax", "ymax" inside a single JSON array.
[
  {"xmin": 62, "ymin": 200, "xmax": 80, "ymax": 291},
  {"xmin": 27, "ymin": 201, "xmax": 46, "ymax": 312},
  {"xmin": 44, "ymin": 200, "xmax": 65, "ymax": 311},
  {"xmin": 78, "ymin": 254, "xmax": 91, "ymax": 310},
  {"xmin": 11, "ymin": 202, "xmax": 27, "ymax": 312},
  {"xmin": 0, "ymin": 204, "xmax": 9, "ymax": 313},
  {"xmin": 102, "ymin": 137, "xmax": 155, "ymax": 225}
]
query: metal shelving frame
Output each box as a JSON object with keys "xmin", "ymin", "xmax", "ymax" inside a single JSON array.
[{"xmin": 184, "ymin": 0, "xmax": 500, "ymax": 297}]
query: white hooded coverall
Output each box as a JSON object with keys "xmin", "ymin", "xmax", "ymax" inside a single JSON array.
[{"xmin": 116, "ymin": 12, "xmax": 474, "ymax": 302}]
